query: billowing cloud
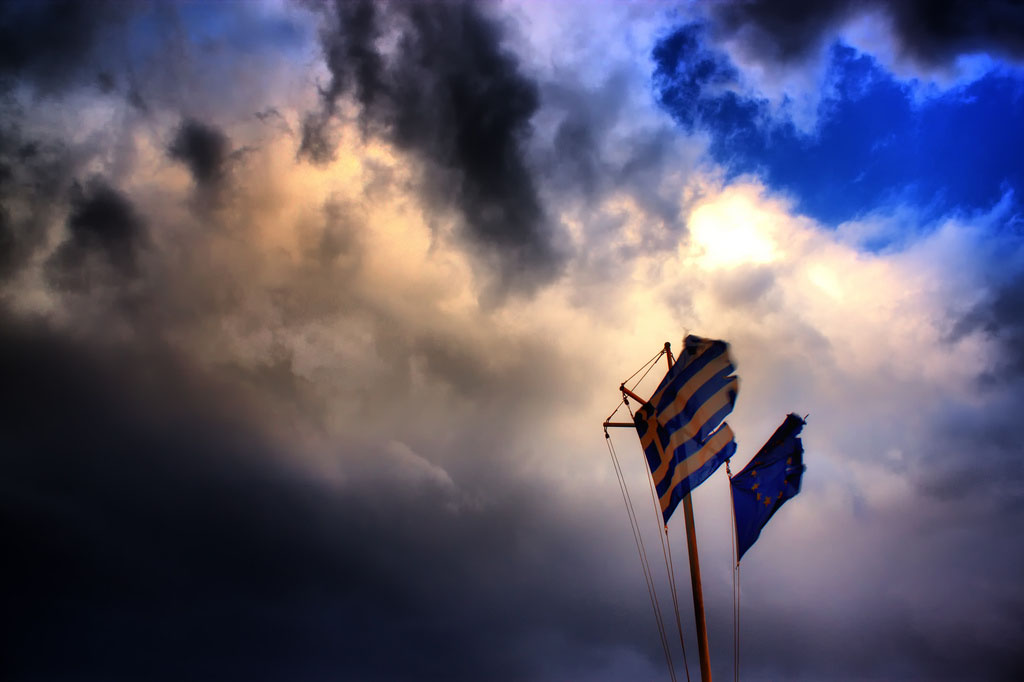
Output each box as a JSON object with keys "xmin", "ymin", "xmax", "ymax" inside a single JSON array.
[
  {"xmin": 169, "ymin": 118, "xmax": 230, "ymax": 189},
  {"xmin": 301, "ymin": 0, "xmax": 560, "ymax": 292},
  {"xmin": 706, "ymin": 0, "xmax": 1024, "ymax": 68},
  {"xmin": 0, "ymin": 0, "xmax": 123, "ymax": 92},
  {"xmin": 46, "ymin": 179, "xmax": 146, "ymax": 289},
  {"xmin": 1, "ymin": 310, "xmax": 675, "ymax": 682},
  {"xmin": 0, "ymin": 116, "xmax": 76, "ymax": 282}
]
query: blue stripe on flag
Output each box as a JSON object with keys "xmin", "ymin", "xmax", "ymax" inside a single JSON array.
[
  {"xmin": 633, "ymin": 335, "xmax": 739, "ymax": 523},
  {"xmin": 651, "ymin": 340, "xmax": 730, "ymax": 414},
  {"xmin": 660, "ymin": 437, "xmax": 737, "ymax": 523}
]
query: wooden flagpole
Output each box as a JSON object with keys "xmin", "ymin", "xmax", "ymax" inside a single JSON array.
[{"xmin": 665, "ymin": 341, "xmax": 714, "ymax": 682}]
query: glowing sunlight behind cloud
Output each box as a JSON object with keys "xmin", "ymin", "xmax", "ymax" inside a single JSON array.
[{"xmin": 688, "ymin": 185, "xmax": 781, "ymax": 267}]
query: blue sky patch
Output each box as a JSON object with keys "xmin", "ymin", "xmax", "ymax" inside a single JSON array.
[{"xmin": 654, "ymin": 26, "xmax": 1024, "ymax": 228}]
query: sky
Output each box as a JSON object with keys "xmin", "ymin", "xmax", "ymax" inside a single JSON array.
[{"xmin": 2, "ymin": 1, "xmax": 1023, "ymax": 680}]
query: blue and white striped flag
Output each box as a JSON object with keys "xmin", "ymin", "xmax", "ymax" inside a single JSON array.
[{"xmin": 633, "ymin": 336, "xmax": 739, "ymax": 524}]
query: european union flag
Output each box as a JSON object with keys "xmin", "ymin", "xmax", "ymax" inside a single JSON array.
[
  {"xmin": 634, "ymin": 335, "xmax": 739, "ymax": 524},
  {"xmin": 730, "ymin": 414, "xmax": 806, "ymax": 561}
]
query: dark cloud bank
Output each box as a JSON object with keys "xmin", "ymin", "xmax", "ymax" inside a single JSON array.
[
  {"xmin": 0, "ymin": 0, "xmax": 124, "ymax": 92},
  {"xmin": 3, "ymin": 310, "xmax": 1023, "ymax": 682},
  {"xmin": 0, "ymin": 313, "xmax": 663, "ymax": 682},
  {"xmin": 706, "ymin": 0, "xmax": 1024, "ymax": 66},
  {"xmin": 0, "ymin": 5, "xmax": 639, "ymax": 677},
  {"xmin": 0, "ymin": 116, "xmax": 73, "ymax": 281}
]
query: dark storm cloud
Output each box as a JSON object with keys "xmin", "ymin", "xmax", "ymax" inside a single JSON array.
[
  {"xmin": 931, "ymin": 266, "xmax": 1024, "ymax": 505},
  {"xmin": 302, "ymin": 0, "xmax": 560, "ymax": 289},
  {"xmin": 46, "ymin": 179, "xmax": 146, "ymax": 289},
  {"xmin": 169, "ymin": 118, "xmax": 231, "ymax": 189},
  {"xmin": 885, "ymin": 0, "xmax": 1024, "ymax": 66},
  {"xmin": 706, "ymin": 0, "xmax": 1024, "ymax": 67},
  {"xmin": 296, "ymin": 0, "xmax": 376, "ymax": 164},
  {"xmin": 954, "ymin": 270, "xmax": 1024, "ymax": 380},
  {"xmin": 0, "ymin": 110, "xmax": 90, "ymax": 282},
  {"xmin": 0, "ymin": 0, "xmax": 122, "ymax": 92},
  {"xmin": 0, "ymin": 312, "xmax": 665, "ymax": 681},
  {"xmin": 314, "ymin": 0, "xmax": 384, "ymax": 118},
  {"xmin": 707, "ymin": 0, "xmax": 855, "ymax": 64}
]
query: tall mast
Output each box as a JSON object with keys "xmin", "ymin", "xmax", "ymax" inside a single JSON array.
[{"xmin": 665, "ymin": 341, "xmax": 713, "ymax": 682}]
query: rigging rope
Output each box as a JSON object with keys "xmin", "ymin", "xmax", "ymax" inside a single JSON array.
[
  {"xmin": 604, "ymin": 397, "xmax": 625, "ymax": 425},
  {"xmin": 603, "ymin": 350, "xmax": 699, "ymax": 681},
  {"xmin": 622, "ymin": 348, "xmax": 666, "ymax": 389},
  {"xmin": 627, "ymin": 350, "xmax": 665, "ymax": 393},
  {"xmin": 626, "ymin": 396, "xmax": 693, "ymax": 682},
  {"xmin": 605, "ymin": 427, "xmax": 677, "ymax": 682},
  {"xmin": 727, "ymin": 460, "xmax": 740, "ymax": 682},
  {"xmin": 662, "ymin": 526, "xmax": 693, "ymax": 682},
  {"xmin": 735, "ymin": 563, "xmax": 741, "ymax": 682}
]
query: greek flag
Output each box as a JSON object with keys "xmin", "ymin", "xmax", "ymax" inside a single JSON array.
[{"xmin": 633, "ymin": 336, "xmax": 739, "ymax": 524}]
